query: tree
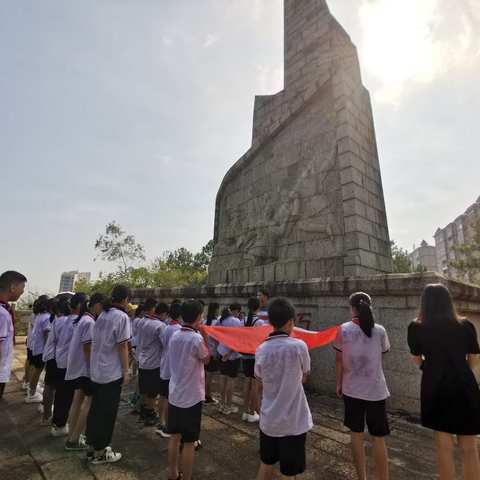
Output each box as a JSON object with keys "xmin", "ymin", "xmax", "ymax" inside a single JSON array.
[
  {"xmin": 94, "ymin": 221, "xmax": 146, "ymax": 273},
  {"xmin": 391, "ymin": 241, "xmax": 413, "ymax": 273},
  {"xmin": 450, "ymin": 221, "xmax": 480, "ymax": 284}
]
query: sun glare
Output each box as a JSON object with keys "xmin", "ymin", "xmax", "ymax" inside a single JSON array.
[{"xmin": 359, "ymin": 0, "xmax": 443, "ymax": 103}]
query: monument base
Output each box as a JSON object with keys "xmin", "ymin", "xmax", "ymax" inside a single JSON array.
[{"xmin": 132, "ymin": 272, "xmax": 480, "ymax": 414}]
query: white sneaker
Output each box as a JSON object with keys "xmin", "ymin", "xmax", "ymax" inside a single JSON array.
[
  {"xmin": 25, "ymin": 392, "xmax": 43, "ymax": 404},
  {"xmin": 51, "ymin": 425, "xmax": 69, "ymax": 437},
  {"xmin": 241, "ymin": 412, "xmax": 249, "ymax": 422},
  {"xmin": 247, "ymin": 412, "xmax": 260, "ymax": 423},
  {"xmin": 91, "ymin": 446, "xmax": 122, "ymax": 464},
  {"xmin": 22, "ymin": 382, "xmax": 29, "ymax": 390}
]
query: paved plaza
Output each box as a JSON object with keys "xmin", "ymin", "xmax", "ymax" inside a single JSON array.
[{"xmin": 0, "ymin": 340, "xmax": 469, "ymax": 480}]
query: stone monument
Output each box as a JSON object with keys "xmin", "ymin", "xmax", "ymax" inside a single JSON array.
[
  {"xmin": 208, "ymin": 0, "xmax": 392, "ymax": 285},
  {"xmin": 131, "ymin": 0, "xmax": 480, "ymax": 414}
]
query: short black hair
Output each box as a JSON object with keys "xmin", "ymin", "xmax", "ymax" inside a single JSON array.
[
  {"xmin": 258, "ymin": 288, "xmax": 270, "ymax": 298},
  {"xmin": 268, "ymin": 298, "xmax": 295, "ymax": 329},
  {"xmin": 155, "ymin": 302, "xmax": 169, "ymax": 315},
  {"xmin": 144, "ymin": 297, "xmax": 158, "ymax": 312},
  {"xmin": 0, "ymin": 271, "xmax": 27, "ymax": 292},
  {"xmin": 230, "ymin": 302, "xmax": 242, "ymax": 312},
  {"xmin": 135, "ymin": 303, "xmax": 145, "ymax": 318},
  {"xmin": 89, "ymin": 293, "xmax": 106, "ymax": 309},
  {"xmin": 181, "ymin": 299, "xmax": 204, "ymax": 324},
  {"xmin": 169, "ymin": 302, "xmax": 182, "ymax": 321},
  {"xmin": 111, "ymin": 284, "xmax": 131, "ymax": 303},
  {"xmin": 33, "ymin": 295, "xmax": 50, "ymax": 314}
]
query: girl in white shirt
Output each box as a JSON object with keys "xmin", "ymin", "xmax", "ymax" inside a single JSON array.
[{"xmin": 334, "ymin": 292, "xmax": 390, "ymax": 480}]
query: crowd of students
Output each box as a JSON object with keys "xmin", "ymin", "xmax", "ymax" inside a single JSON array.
[{"xmin": 1, "ymin": 269, "xmax": 480, "ymax": 480}]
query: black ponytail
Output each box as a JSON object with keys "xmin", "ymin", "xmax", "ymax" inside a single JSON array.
[
  {"xmin": 71, "ymin": 293, "xmax": 89, "ymax": 324},
  {"xmin": 246, "ymin": 297, "xmax": 260, "ymax": 327},
  {"xmin": 206, "ymin": 302, "xmax": 220, "ymax": 326},
  {"xmin": 349, "ymin": 292, "xmax": 374, "ymax": 338},
  {"xmin": 219, "ymin": 307, "xmax": 231, "ymax": 325}
]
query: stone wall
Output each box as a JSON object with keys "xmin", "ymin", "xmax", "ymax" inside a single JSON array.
[
  {"xmin": 208, "ymin": 0, "xmax": 392, "ymax": 285},
  {"xmin": 132, "ymin": 272, "xmax": 480, "ymax": 414}
]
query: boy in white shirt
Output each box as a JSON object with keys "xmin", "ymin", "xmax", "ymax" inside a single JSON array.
[
  {"xmin": 255, "ymin": 298, "xmax": 313, "ymax": 479},
  {"xmin": 0, "ymin": 271, "xmax": 27, "ymax": 399},
  {"xmin": 167, "ymin": 300, "xmax": 210, "ymax": 480}
]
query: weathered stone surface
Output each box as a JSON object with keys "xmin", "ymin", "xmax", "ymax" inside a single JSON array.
[{"xmin": 208, "ymin": 0, "xmax": 392, "ymax": 285}]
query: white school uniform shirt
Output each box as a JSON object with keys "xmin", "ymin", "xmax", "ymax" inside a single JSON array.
[
  {"xmin": 26, "ymin": 313, "xmax": 36, "ymax": 350},
  {"xmin": 31, "ymin": 312, "xmax": 52, "ymax": 356},
  {"xmin": 216, "ymin": 316, "xmax": 242, "ymax": 360},
  {"xmin": 42, "ymin": 316, "xmax": 57, "ymax": 362},
  {"xmin": 242, "ymin": 315, "xmax": 265, "ymax": 359},
  {"xmin": 255, "ymin": 333, "xmax": 313, "ymax": 437},
  {"xmin": 258, "ymin": 308, "xmax": 269, "ymax": 323},
  {"xmin": 333, "ymin": 321, "xmax": 391, "ymax": 402},
  {"xmin": 130, "ymin": 316, "xmax": 141, "ymax": 348},
  {"xmin": 65, "ymin": 313, "xmax": 95, "ymax": 381},
  {"xmin": 90, "ymin": 307, "xmax": 131, "ymax": 384},
  {"xmin": 0, "ymin": 304, "xmax": 14, "ymax": 383},
  {"xmin": 160, "ymin": 321, "xmax": 181, "ymax": 380},
  {"xmin": 136, "ymin": 314, "xmax": 165, "ymax": 370},
  {"xmin": 168, "ymin": 325, "xmax": 209, "ymax": 408},
  {"xmin": 55, "ymin": 314, "xmax": 76, "ymax": 369},
  {"xmin": 204, "ymin": 317, "xmax": 219, "ymax": 357}
]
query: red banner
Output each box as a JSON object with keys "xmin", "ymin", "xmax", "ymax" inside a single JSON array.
[{"xmin": 201, "ymin": 325, "xmax": 339, "ymax": 355}]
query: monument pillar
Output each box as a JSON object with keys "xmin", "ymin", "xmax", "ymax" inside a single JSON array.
[{"xmin": 208, "ymin": 0, "xmax": 392, "ymax": 285}]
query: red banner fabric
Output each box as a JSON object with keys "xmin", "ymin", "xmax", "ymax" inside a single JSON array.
[{"xmin": 201, "ymin": 325, "xmax": 339, "ymax": 355}]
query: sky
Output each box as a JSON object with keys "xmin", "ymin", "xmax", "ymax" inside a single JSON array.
[{"xmin": 1, "ymin": 0, "xmax": 479, "ymax": 294}]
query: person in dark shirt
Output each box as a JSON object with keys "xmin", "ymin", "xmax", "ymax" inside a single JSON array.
[{"xmin": 408, "ymin": 283, "xmax": 480, "ymax": 480}]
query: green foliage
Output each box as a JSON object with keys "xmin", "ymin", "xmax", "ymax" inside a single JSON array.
[
  {"xmin": 391, "ymin": 241, "xmax": 413, "ymax": 273},
  {"xmin": 94, "ymin": 221, "xmax": 146, "ymax": 273},
  {"xmin": 79, "ymin": 221, "xmax": 213, "ymax": 295},
  {"xmin": 450, "ymin": 221, "xmax": 480, "ymax": 284}
]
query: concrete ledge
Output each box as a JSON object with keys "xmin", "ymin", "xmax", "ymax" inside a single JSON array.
[{"xmin": 132, "ymin": 272, "xmax": 480, "ymax": 303}]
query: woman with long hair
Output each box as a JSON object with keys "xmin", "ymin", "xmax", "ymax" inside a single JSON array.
[
  {"xmin": 334, "ymin": 292, "xmax": 390, "ymax": 480},
  {"xmin": 408, "ymin": 283, "xmax": 480, "ymax": 480}
]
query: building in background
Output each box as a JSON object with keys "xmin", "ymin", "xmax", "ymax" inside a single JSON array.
[
  {"xmin": 58, "ymin": 271, "xmax": 91, "ymax": 293},
  {"xmin": 409, "ymin": 240, "xmax": 438, "ymax": 272},
  {"xmin": 434, "ymin": 196, "xmax": 480, "ymax": 280}
]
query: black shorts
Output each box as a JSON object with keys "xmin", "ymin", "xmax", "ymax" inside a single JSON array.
[
  {"xmin": 138, "ymin": 367, "xmax": 161, "ymax": 398},
  {"xmin": 260, "ymin": 430, "xmax": 307, "ymax": 477},
  {"xmin": 219, "ymin": 359, "xmax": 240, "ymax": 378},
  {"xmin": 44, "ymin": 359, "xmax": 61, "ymax": 387},
  {"xmin": 343, "ymin": 395, "xmax": 390, "ymax": 437},
  {"xmin": 168, "ymin": 402, "xmax": 202, "ymax": 443},
  {"xmin": 27, "ymin": 348, "xmax": 33, "ymax": 363},
  {"xmin": 70, "ymin": 376, "xmax": 94, "ymax": 396},
  {"xmin": 205, "ymin": 357, "xmax": 219, "ymax": 373},
  {"xmin": 242, "ymin": 359, "xmax": 255, "ymax": 378},
  {"xmin": 159, "ymin": 378, "xmax": 170, "ymax": 399},
  {"xmin": 30, "ymin": 354, "xmax": 45, "ymax": 370}
]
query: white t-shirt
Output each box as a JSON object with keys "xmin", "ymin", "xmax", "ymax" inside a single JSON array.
[
  {"xmin": 31, "ymin": 312, "xmax": 52, "ymax": 356},
  {"xmin": 160, "ymin": 321, "xmax": 181, "ymax": 380},
  {"xmin": 168, "ymin": 326, "xmax": 209, "ymax": 408},
  {"xmin": 90, "ymin": 307, "xmax": 131, "ymax": 384},
  {"xmin": 65, "ymin": 313, "xmax": 95, "ymax": 380},
  {"xmin": 0, "ymin": 304, "xmax": 14, "ymax": 383},
  {"xmin": 255, "ymin": 333, "xmax": 313, "ymax": 437},
  {"xmin": 136, "ymin": 315, "xmax": 165, "ymax": 370},
  {"xmin": 333, "ymin": 321, "xmax": 390, "ymax": 402},
  {"xmin": 216, "ymin": 316, "xmax": 242, "ymax": 360}
]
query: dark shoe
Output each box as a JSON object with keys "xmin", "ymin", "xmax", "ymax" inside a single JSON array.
[{"xmin": 204, "ymin": 396, "xmax": 218, "ymax": 404}]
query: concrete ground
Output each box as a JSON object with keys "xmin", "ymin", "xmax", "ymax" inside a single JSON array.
[{"xmin": 0, "ymin": 341, "xmax": 470, "ymax": 479}]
